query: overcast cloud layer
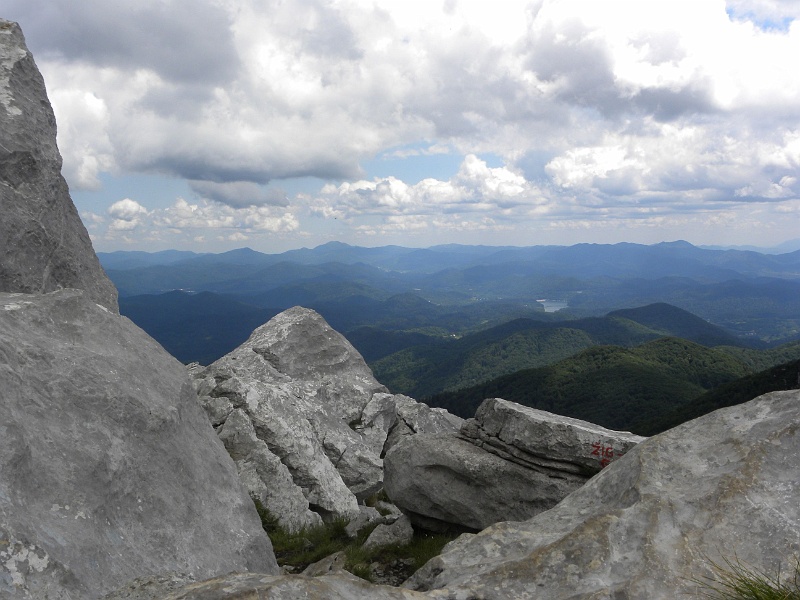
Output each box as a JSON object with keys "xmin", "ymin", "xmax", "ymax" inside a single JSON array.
[{"xmin": 6, "ymin": 0, "xmax": 800, "ymax": 251}]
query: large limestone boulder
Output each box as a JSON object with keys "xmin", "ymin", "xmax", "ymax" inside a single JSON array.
[
  {"xmin": 0, "ymin": 20, "xmax": 118, "ymax": 313},
  {"xmin": 0, "ymin": 289, "xmax": 277, "ymax": 599},
  {"xmin": 384, "ymin": 398, "xmax": 643, "ymax": 531},
  {"xmin": 384, "ymin": 433, "xmax": 586, "ymax": 532},
  {"xmin": 191, "ymin": 307, "xmax": 463, "ymax": 531},
  {"xmin": 408, "ymin": 390, "xmax": 800, "ymax": 598}
]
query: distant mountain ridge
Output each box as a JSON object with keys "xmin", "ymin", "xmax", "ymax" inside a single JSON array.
[
  {"xmin": 102, "ymin": 241, "xmax": 800, "ymax": 344},
  {"xmin": 100, "ymin": 240, "xmax": 800, "ymax": 286}
]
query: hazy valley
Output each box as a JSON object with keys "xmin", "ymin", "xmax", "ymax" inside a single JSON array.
[{"xmin": 102, "ymin": 241, "xmax": 800, "ymax": 435}]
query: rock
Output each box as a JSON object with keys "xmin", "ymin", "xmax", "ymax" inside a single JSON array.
[
  {"xmin": 408, "ymin": 390, "xmax": 800, "ymax": 599},
  {"xmin": 101, "ymin": 573, "xmax": 196, "ymax": 600},
  {"xmin": 191, "ymin": 307, "xmax": 463, "ymax": 529},
  {"xmin": 140, "ymin": 573, "xmax": 431, "ymax": 600},
  {"xmin": 384, "ymin": 400, "xmax": 642, "ymax": 532},
  {"xmin": 218, "ymin": 409, "xmax": 323, "ymax": 532},
  {"xmin": 0, "ymin": 20, "xmax": 118, "ymax": 313},
  {"xmin": 192, "ymin": 322, "xmax": 364, "ymax": 522},
  {"xmin": 375, "ymin": 501, "xmax": 403, "ymax": 520},
  {"xmin": 301, "ymin": 551, "xmax": 349, "ymax": 577},
  {"xmin": 345, "ymin": 506, "xmax": 384, "ymax": 539},
  {"xmin": 462, "ymin": 397, "xmax": 645, "ymax": 475},
  {"xmin": 384, "ymin": 433, "xmax": 587, "ymax": 532},
  {"xmin": 381, "ymin": 394, "xmax": 465, "ymax": 455},
  {"xmin": 0, "ymin": 289, "xmax": 277, "ymax": 599},
  {"xmin": 364, "ymin": 515, "xmax": 414, "ymax": 550}
]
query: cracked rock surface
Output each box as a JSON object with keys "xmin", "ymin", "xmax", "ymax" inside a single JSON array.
[
  {"xmin": 407, "ymin": 390, "xmax": 800, "ymax": 599},
  {"xmin": 384, "ymin": 398, "xmax": 644, "ymax": 532},
  {"xmin": 107, "ymin": 390, "xmax": 800, "ymax": 599},
  {"xmin": 191, "ymin": 306, "xmax": 463, "ymax": 531}
]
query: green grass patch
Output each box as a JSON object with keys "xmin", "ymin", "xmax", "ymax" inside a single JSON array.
[
  {"xmin": 343, "ymin": 530, "xmax": 456, "ymax": 583},
  {"xmin": 695, "ymin": 556, "xmax": 800, "ymax": 599},
  {"xmin": 252, "ymin": 496, "xmax": 351, "ymax": 568},
  {"xmin": 251, "ymin": 495, "xmax": 456, "ymax": 582}
]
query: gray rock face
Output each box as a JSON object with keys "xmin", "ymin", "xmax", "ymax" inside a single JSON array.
[
  {"xmin": 0, "ymin": 20, "xmax": 118, "ymax": 312},
  {"xmin": 384, "ymin": 433, "xmax": 586, "ymax": 532},
  {"xmin": 218, "ymin": 408, "xmax": 323, "ymax": 531},
  {"xmin": 462, "ymin": 398, "xmax": 645, "ymax": 475},
  {"xmin": 148, "ymin": 573, "xmax": 435, "ymax": 600},
  {"xmin": 384, "ymin": 399, "xmax": 643, "ymax": 532},
  {"xmin": 363, "ymin": 515, "xmax": 414, "ymax": 550},
  {"xmin": 380, "ymin": 394, "xmax": 466, "ymax": 455},
  {"xmin": 408, "ymin": 390, "xmax": 800, "ymax": 599},
  {"xmin": 105, "ymin": 390, "xmax": 800, "ymax": 599},
  {"xmin": 0, "ymin": 289, "xmax": 277, "ymax": 599},
  {"xmin": 191, "ymin": 307, "xmax": 463, "ymax": 531}
]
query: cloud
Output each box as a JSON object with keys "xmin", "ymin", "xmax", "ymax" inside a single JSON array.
[
  {"xmin": 100, "ymin": 197, "xmax": 300, "ymax": 238},
  {"xmin": 189, "ymin": 180, "xmax": 289, "ymax": 208},
  {"xmin": 315, "ymin": 155, "xmax": 549, "ymax": 220},
  {"xmin": 107, "ymin": 198, "xmax": 149, "ymax": 231},
  {"xmin": 5, "ymin": 0, "xmax": 800, "ymax": 249},
  {"xmin": 108, "ymin": 198, "xmax": 148, "ymax": 220},
  {"xmin": 6, "ymin": 0, "xmax": 239, "ymax": 85}
]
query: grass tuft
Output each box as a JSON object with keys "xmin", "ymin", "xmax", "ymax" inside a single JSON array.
[
  {"xmin": 252, "ymin": 495, "xmax": 350, "ymax": 568},
  {"xmin": 694, "ymin": 555, "xmax": 800, "ymax": 600}
]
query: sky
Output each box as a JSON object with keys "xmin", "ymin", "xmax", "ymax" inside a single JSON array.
[{"xmin": 5, "ymin": 0, "xmax": 800, "ymax": 253}]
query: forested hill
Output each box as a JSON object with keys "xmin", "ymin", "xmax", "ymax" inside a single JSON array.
[
  {"xmin": 425, "ymin": 337, "xmax": 800, "ymax": 433},
  {"xmin": 631, "ymin": 357, "xmax": 800, "ymax": 435},
  {"xmin": 369, "ymin": 303, "xmax": 748, "ymax": 399}
]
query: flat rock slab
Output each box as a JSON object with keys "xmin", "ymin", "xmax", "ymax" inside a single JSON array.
[
  {"xmin": 408, "ymin": 390, "xmax": 800, "ymax": 599},
  {"xmin": 462, "ymin": 397, "xmax": 645, "ymax": 475},
  {"xmin": 0, "ymin": 290, "xmax": 276, "ymax": 599}
]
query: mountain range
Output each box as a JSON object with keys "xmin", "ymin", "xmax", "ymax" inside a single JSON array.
[
  {"xmin": 104, "ymin": 242, "xmax": 800, "ymax": 432},
  {"xmin": 102, "ymin": 240, "xmax": 800, "ymax": 346}
]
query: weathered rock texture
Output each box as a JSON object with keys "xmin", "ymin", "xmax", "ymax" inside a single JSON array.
[
  {"xmin": 191, "ymin": 307, "xmax": 463, "ymax": 531},
  {"xmin": 463, "ymin": 398, "xmax": 645, "ymax": 475},
  {"xmin": 0, "ymin": 20, "xmax": 118, "ymax": 312},
  {"xmin": 0, "ymin": 289, "xmax": 277, "ymax": 599},
  {"xmin": 105, "ymin": 351, "xmax": 800, "ymax": 597},
  {"xmin": 384, "ymin": 398, "xmax": 644, "ymax": 531},
  {"xmin": 384, "ymin": 433, "xmax": 583, "ymax": 532},
  {"xmin": 363, "ymin": 515, "xmax": 414, "ymax": 550},
  {"xmin": 408, "ymin": 390, "xmax": 800, "ymax": 599},
  {"xmin": 124, "ymin": 572, "xmax": 437, "ymax": 600}
]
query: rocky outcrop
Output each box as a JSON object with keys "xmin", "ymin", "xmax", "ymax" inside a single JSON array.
[
  {"xmin": 384, "ymin": 433, "xmax": 584, "ymax": 532},
  {"xmin": 408, "ymin": 389, "xmax": 800, "ymax": 598},
  {"xmin": 191, "ymin": 307, "xmax": 463, "ymax": 531},
  {"xmin": 0, "ymin": 20, "xmax": 118, "ymax": 312},
  {"xmin": 462, "ymin": 398, "xmax": 645, "ymax": 475},
  {"xmin": 109, "ymin": 387, "xmax": 800, "ymax": 600},
  {"xmin": 0, "ymin": 19, "xmax": 275, "ymax": 599},
  {"xmin": 0, "ymin": 289, "xmax": 277, "ymax": 599},
  {"xmin": 384, "ymin": 398, "xmax": 644, "ymax": 531},
  {"xmin": 363, "ymin": 515, "xmax": 414, "ymax": 550}
]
